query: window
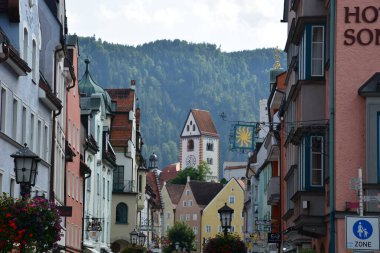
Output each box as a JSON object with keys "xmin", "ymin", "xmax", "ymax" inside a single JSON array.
[
  {"xmin": 187, "ymin": 125, "xmax": 189, "ymax": 131},
  {"xmin": 298, "ymin": 25, "xmax": 325, "ymax": 80},
  {"xmin": 116, "ymin": 203, "xmax": 128, "ymax": 224},
  {"xmin": 23, "ymin": 28, "xmax": 28, "ymax": 62},
  {"xmin": 44, "ymin": 125, "xmax": 48, "ymax": 160},
  {"xmin": 207, "ymin": 158, "xmax": 213, "ymax": 165},
  {"xmin": 0, "ymin": 87, "xmax": 6, "ymax": 131},
  {"xmin": 113, "ymin": 166, "xmax": 124, "ymax": 192},
  {"xmin": 310, "ymin": 136, "xmax": 323, "ymax": 186},
  {"xmin": 139, "ymin": 174, "xmax": 142, "ymax": 193},
  {"xmin": 68, "ymin": 172, "xmax": 71, "ymax": 196},
  {"xmin": 206, "ymin": 225, "xmax": 211, "ymax": 233},
  {"xmin": 10, "ymin": 178, "xmax": 15, "ymax": 197},
  {"xmin": 22, "ymin": 106, "xmax": 26, "ymax": 144},
  {"xmin": 183, "ymin": 200, "xmax": 187, "ymax": 207},
  {"xmin": 97, "ymin": 173, "xmax": 100, "ymax": 195},
  {"xmin": 231, "ymin": 226, "xmax": 235, "ymax": 232},
  {"xmin": 187, "ymin": 139, "xmax": 194, "ymax": 151},
  {"xmin": 193, "ymin": 213, "xmax": 197, "ymax": 221},
  {"xmin": 86, "ymin": 174, "xmax": 91, "ymax": 191},
  {"xmin": 80, "ymin": 179, "xmax": 83, "ymax": 203},
  {"xmin": 311, "ymin": 26, "xmax": 324, "ymax": 76},
  {"xmin": 186, "ymin": 190, "xmax": 190, "ymax": 196},
  {"xmin": 206, "ymin": 142, "xmax": 214, "ymax": 151},
  {"xmin": 12, "ymin": 99, "xmax": 18, "ymax": 139},
  {"xmin": 30, "ymin": 114, "xmax": 34, "ymax": 150},
  {"xmin": 76, "ymin": 176, "xmax": 79, "ymax": 201},
  {"xmin": 180, "ymin": 215, "xmax": 184, "ymax": 221},
  {"xmin": 188, "ymin": 200, "xmax": 192, "ymax": 206},
  {"xmin": 193, "ymin": 125, "xmax": 195, "ymax": 131},
  {"xmin": 186, "ymin": 214, "xmax": 190, "ymax": 221},
  {"xmin": 229, "ymin": 195, "xmax": 235, "ymax": 204},
  {"xmin": 103, "ymin": 178, "xmax": 105, "ymax": 199},
  {"xmin": 37, "ymin": 120, "xmax": 41, "ymax": 156},
  {"xmin": 32, "ymin": 40, "xmax": 37, "ymax": 81},
  {"xmin": 193, "ymin": 226, "xmax": 198, "ymax": 235}
]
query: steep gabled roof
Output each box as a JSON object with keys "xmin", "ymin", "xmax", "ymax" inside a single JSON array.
[
  {"xmin": 191, "ymin": 109, "xmax": 218, "ymax": 137},
  {"xmin": 189, "ymin": 181, "xmax": 223, "ymax": 206},
  {"xmin": 165, "ymin": 183, "xmax": 185, "ymax": 205},
  {"xmin": 146, "ymin": 171, "xmax": 163, "ymax": 208}
]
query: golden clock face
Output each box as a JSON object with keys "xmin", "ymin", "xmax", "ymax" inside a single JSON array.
[{"xmin": 186, "ymin": 155, "xmax": 196, "ymax": 167}]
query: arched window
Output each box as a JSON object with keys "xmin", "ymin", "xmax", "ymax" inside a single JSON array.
[
  {"xmin": 23, "ymin": 28, "xmax": 28, "ymax": 62},
  {"xmin": 116, "ymin": 203, "xmax": 128, "ymax": 224},
  {"xmin": 187, "ymin": 139, "xmax": 194, "ymax": 151}
]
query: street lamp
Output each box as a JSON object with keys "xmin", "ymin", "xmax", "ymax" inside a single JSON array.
[
  {"xmin": 138, "ymin": 231, "xmax": 146, "ymax": 246},
  {"xmin": 10, "ymin": 143, "xmax": 41, "ymax": 199},
  {"xmin": 148, "ymin": 152, "xmax": 158, "ymax": 170},
  {"xmin": 218, "ymin": 202, "xmax": 234, "ymax": 238},
  {"xmin": 130, "ymin": 228, "xmax": 139, "ymax": 245}
]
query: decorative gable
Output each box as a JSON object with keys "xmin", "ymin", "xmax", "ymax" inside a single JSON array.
[{"xmin": 181, "ymin": 111, "xmax": 201, "ymax": 137}]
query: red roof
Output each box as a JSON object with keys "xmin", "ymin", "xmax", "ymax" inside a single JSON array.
[
  {"xmin": 159, "ymin": 163, "xmax": 180, "ymax": 187},
  {"xmin": 165, "ymin": 183, "xmax": 185, "ymax": 205},
  {"xmin": 191, "ymin": 109, "xmax": 218, "ymax": 137},
  {"xmin": 107, "ymin": 88, "xmax": 135, "ymax": 147}
]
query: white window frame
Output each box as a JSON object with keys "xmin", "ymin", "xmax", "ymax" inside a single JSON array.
[
  {"xmin": 229, "ymin": 195, "xmax": 235, "ymax": 204},
  {"xmin": 310, "ymin": 136, "xmax": 324, "ymax": 187},
  {"xmin": 311, "ymin": 26, "xmax": 324, "ymax": 77}
]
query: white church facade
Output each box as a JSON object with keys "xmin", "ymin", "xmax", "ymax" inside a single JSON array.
[{"xmin": 179, "ymin": 109, "xmax": 219, "ymax": 181}]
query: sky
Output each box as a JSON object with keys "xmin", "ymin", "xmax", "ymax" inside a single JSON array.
[{"xmin": 65, "ymin": 0, "xmax": 287, "ymax": 52}]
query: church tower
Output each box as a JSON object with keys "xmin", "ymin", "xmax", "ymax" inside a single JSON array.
[{"xmin": 179, "ymin": 109, "xmax": 219, "ymax": 181}]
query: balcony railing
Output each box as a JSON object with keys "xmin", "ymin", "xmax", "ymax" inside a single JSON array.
[{"xmin": 113, "ymin": 180, "xmax": 136, "ymax": 193}]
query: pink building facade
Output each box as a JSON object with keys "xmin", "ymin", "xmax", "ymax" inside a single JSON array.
[
  {"xmin": 281, "ymin": 1, "xmax": 380, "ymax": 252},
  {"xmin": 65, "ymin": 35, "xmax": 83, "ymax": 252}
]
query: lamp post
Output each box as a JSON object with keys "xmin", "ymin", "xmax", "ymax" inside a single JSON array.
[
  {"xmin": 218, "ymin": 202, "xmax": 234, "ymax": 238},
  {"xmin": 138, "ymin": 231, "xmax": 146, "ymax": 246},
  {"xmin": 10, "ymin": 143, "xmax": 41, "ymax": 199},
  {"xmin": 130, "ymin": 228, "xmax": 139, "ymax": 245}
]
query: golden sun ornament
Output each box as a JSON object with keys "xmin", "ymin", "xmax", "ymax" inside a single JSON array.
[{"xmin": 235, "ymin": 126, "xmax": 252, "ymax": 147}]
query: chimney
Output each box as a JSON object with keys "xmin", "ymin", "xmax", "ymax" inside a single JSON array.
[{"xmin": 131, "ymin": 80, "xmax": 136, "ymax": 90}]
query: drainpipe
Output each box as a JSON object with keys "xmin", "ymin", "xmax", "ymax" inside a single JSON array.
[
  {"xmin": 329, "ymin": 0, "xmax": 336, "ymax": 252},
  {"xmin": 49, "ymin": 46, "xmax": 64, "ymax": 201}
]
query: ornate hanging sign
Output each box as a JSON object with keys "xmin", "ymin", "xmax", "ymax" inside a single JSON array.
[{"xmin": 232, "ymin": 124, "xmax": 255, "ymax": 150}]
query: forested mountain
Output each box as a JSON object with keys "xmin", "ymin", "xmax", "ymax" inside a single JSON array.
[{"xmin": 77, "ymin": 36, "xmax": 286, "ymax": 173}]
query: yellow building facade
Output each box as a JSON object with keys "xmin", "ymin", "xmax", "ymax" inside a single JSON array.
[{"xmin": 201, "ymin": 178, "xmax": 245, "ymax": 251}]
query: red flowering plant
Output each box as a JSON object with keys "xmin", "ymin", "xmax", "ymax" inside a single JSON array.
[
  {"xmin": 203, "ymin": 233, "xmax": 246, "ymax": 253},
  {"xmin": 0, "ymin": 193, "xmax": 62, "ymax": 252}
]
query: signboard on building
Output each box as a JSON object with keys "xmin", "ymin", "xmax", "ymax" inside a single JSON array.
[
  {"xmin": 346, "ymin": 216, "xmax": 380, "ymax": 250},
  {"xmin": 267, "ymin": 233, "xmax": 281, "ymax": 243},
  {"xmin": 232, "ymin": 124, "xmax": 255, "ymax": 150}
]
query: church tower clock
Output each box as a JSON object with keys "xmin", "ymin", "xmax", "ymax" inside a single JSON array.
[{"xmin": 179, "ymin": 109, "xmax": 219, "ymax": 181}]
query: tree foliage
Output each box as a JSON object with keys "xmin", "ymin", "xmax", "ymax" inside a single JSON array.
[
  {"xmin": 203, "ymin": 233, "xmax": 246, "ymax": 253},
  {"xmin": 170, "ymin": 161, "xmax": 211, "ymax": 184},
  {"xmin": 77, "ymin": 37, "xmax": 287, "ymax": 170},
  {"xmin": 162, "ymin": 222, "xmax": 196, "ymax": 253}
]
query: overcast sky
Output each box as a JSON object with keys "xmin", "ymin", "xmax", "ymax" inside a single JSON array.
[{"xmin": 65, "ymin": 0, "xmax": 287, "ymax": 52}]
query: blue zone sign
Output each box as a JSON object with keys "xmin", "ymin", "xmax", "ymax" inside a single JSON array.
[{"xmin": 346, "ymin": 216, "xmax": 380, "ymax": 250}]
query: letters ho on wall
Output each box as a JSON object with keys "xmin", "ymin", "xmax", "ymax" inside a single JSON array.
[{"xmin": 343, "ymin": 6, "xmax": 380, "ymax": 46}]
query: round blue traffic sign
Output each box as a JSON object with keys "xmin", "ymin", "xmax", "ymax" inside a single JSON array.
[{"xmin": 353, "ymin": 220, "xmax": 373, "ymax": 239}]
